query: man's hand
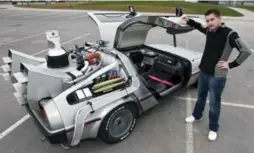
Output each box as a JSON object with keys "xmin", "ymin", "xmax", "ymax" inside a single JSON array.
[
  {"xmin": 180, "ymin": 14, "xmax": 189, "ymax": 24},
  {"xmin": 217, "ymin": 61, "xmax": 229, "ymax": 69}
]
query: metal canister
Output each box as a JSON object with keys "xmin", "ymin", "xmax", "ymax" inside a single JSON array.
[
  {"xmin": 95, "ymin": 76, "xmax": 101, "ymax": 84},
  {"xmin": 108, "ymin": 71, "xmax": 112, "ymax": 80},
  {"xmin": 101, "ymin": 74, "xmax": 107, "ymax": 82},
  {"xmin": 112, "ymin": 70, "xmax": 118, "ymax": 79},
  {"xmin": 114, "ymin": 70, "xmax": 118, "ymax": 78}
]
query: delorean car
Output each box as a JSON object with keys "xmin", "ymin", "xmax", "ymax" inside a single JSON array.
[{"xmin": 1, "ymin": 8, "xmax": 203, "ymax": 149}]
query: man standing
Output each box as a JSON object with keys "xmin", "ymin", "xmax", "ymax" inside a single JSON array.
[{"xmin": 182, "ymin": 8, "xmax": 252, "ymax": 141}]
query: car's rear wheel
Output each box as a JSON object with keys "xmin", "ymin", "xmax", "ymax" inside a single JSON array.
[{"xmin": 98, "ymin": 103, "xmax": 137, "ymax": 144}]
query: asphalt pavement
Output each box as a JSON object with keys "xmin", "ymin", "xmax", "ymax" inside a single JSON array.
[{"xmin": 0, "ymin": 7, "xmax": 254, "ymax": 153}]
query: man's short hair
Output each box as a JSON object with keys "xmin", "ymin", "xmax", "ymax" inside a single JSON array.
[{"xmin": 204, "ymin": 8, "xmax": 221, "ymax": 17}]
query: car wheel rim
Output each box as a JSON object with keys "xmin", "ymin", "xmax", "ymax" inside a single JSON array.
[{"xmin": 108, "ymin": 109, "xmax": 133, "ymax": 138}]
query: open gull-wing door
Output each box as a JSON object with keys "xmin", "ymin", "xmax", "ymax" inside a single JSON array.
[
  {"xmin": 113, "ymin": 15, "xmax": 206, "ymax": 50},
  {"xmin": 87, "ymin": 6, "xmax": 140, "ymax": 48}
]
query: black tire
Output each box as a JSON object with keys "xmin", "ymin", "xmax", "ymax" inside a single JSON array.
[{"xmin": 98, "ymin": 103, "xmax": 137, "ymax": 144}]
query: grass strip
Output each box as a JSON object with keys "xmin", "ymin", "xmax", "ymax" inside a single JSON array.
[{"xmin": 15, "ymin": 1, "xmax": 243, "ymax": 17}]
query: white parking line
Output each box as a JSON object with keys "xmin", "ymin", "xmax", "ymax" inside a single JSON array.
[
  {"xmin": 0, "ymin": 29, "xmax": 16, "ymax": 35},
  {"xmin": 33, "ymin": 33, "xmax": 91, "ymax": 56},
  {"xmin": 23, "ymin": 13, "xmax": 57, "ymax": 19},
  {"xmin": 70, "ymin": 14, "xmax": 88, "ymax": 20},
  {"xmin": 0, "ymin": 114, "xmax": 30, "ymax": 140},
  {"xmin": 176, "ymin": 96, "xmax": 254, "ymax": 109},
  {"xmin": 0, "ymin": 38, "xmax": 13, "ymax": 43},
  {"xmin": 183, "ymin": 40, "xmax": 194, "ymax": 153},
  {"xmin": 44, "ymin": 13, "xmax": 78, "ymax": 19},
  {"xmin": 0, "ymin": 32, "xmax": 44, "ymax": 46},
  {"xmin": 0, "ymin": 33, "xmax": 92, "ymax": 140},
  {"xmin": 4, "ymin": 13, "xmax": 29, "ymax": 18},
  {"xmin": 185, "ymin": 92, "xmax": 193, "ymax": 153}
]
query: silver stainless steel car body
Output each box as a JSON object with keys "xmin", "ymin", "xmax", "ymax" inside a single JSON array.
[{"xmin": 1, "ymin": 10, "xmax": 203, "ymax": 149}]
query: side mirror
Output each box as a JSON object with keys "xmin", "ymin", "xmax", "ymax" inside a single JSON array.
[
  {"xmin": 176, "ymin": 7, "xmax": 183, "ymax": 16},
  {"xmin": 128, "ymin": 5, "xmax": 137, "ymax": 17}
]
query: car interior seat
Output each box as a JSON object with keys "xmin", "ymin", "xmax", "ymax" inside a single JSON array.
[
  {"xmin": 129, "ymin": 51, "xmax": 144, "ymax": 73},
  {"xmin": 140, "ymin": 59, "xmax": 175, "ymax": 94}
]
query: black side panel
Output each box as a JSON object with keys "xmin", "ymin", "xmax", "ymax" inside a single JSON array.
[
  {"xmin": 46, "ymin": 131, "xmax": 68, "ymax": 144},
  {"xmin": 133, "ymin": 77, "xmax": 159, "ymax": 112}
]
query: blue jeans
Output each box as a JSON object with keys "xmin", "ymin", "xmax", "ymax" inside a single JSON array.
[{"xmin": 192, "ymin": 71, "xmax": 226, "ymax": 132}]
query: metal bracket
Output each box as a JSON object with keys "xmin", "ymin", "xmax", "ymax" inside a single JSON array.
[
  {"xmin": 41, "ymin": 137, "xmax": 47, "ymax": 142},
  {"xmin": 87, "ymin": 101, "xmax": 95, "ymax": 113},
  {"xmin": 70, "ymin": 106, "xmax": 91, "ymax": 147},
  {"xmin": 60, "ymin": 143, "xmax": 71, "ymax": 150}
]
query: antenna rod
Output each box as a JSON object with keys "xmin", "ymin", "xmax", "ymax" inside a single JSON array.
[{"xmin": 173, "ymin": 34, "xmax": 176, "ymax": 47}]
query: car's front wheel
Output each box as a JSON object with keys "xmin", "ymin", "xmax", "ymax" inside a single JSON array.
[{"xmin": 98, "ymin": 103, "xmax": 137, "ymax": 144}]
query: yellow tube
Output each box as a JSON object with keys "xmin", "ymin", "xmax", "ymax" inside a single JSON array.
[
  {"xmin": 92, "ymin": 77, "xmax": 123, "ymax": 90},
  {"xmin": 93, "ymin": 81, "xmax": 125, "ymax": 93}
]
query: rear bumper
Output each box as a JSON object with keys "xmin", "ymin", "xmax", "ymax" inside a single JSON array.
[
  {"xmin": 24, "ymin": 103, "xmax": 101, "ymax": 146},
  {"xmin": 24, "ymin": 104, "xmax": 69, "ymax": 144}
]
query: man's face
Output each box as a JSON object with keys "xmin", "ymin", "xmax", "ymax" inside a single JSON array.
[{"xmin": 205, "ymin": 13, "xmax": 221, "ymax": 30}]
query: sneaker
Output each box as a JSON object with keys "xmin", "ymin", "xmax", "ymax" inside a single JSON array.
[
  {"xmin": 208, "ymin": 131, "xmax": 217, "ymax": 141},
  {"xmin": 185, "ymin": 115, "xmax": 201, "ymax": 123}
]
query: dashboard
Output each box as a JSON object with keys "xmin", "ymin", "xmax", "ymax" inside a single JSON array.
[
  {"xmin": 141, "ymin": 49, "xmax": 178, "ymax": 66},
  {"xmin": 127, "ymin": 47, "xmax": 183, "ymax": 75}
]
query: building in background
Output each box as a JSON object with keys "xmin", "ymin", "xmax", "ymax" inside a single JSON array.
[{"xmin": 185, "ymin": 0, "xmax": 254, "ymax": 6}]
